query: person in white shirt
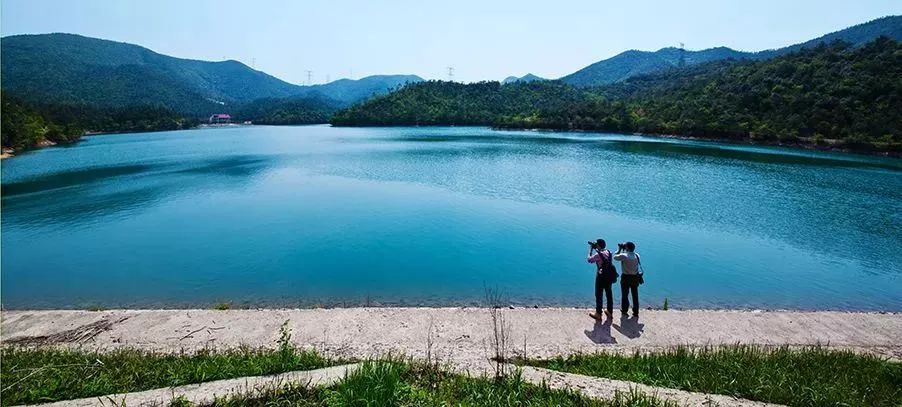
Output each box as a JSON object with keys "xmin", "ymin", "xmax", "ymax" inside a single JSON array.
[{"xmin": 613, "ymin": 241, "xmax": 641, "ymax": 318}]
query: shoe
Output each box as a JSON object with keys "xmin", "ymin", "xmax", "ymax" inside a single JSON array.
[
  {"xmin": 605, "ymin": 310, "xmax": 612, "ymax": 318},
  {"xmin": 589, "ymin": 312, "xmax": 603, "ymax": 320}
]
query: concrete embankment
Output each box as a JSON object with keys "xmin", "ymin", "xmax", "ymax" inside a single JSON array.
[{"xmin": 3, "ymin": 308, "xmax": 900, "ymax": 365}]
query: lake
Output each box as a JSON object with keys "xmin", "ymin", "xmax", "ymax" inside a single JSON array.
[{"xmin": 2, "ymin": 125, "xmax": 900, "ymax": 310}]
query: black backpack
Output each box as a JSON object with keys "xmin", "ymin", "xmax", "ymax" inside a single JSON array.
[{"xmin": 599, "ymin": 251, "xmax": 619, "ymax": 284}]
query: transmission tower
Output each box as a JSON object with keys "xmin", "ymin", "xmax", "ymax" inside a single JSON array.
[
  {"xmin": 447, "ymin": 66, "xmax": 455, "ymax": 82},
  {"xmin": 306, "ymin": 70, "xmax": 313, "ymax": 85},
  {"xmin": 678, "ymin": 42, "xmax": 686, "ymax": 68}
]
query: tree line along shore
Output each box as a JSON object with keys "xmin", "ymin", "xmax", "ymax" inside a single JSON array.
[{"xmin": 3, "ymin": 37, "xmax": 900, "ymax": 157}]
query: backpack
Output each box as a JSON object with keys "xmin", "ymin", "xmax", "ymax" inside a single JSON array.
[{"xmin": 599, "ymin": 251, "xmax": 619, "ymax": 284}]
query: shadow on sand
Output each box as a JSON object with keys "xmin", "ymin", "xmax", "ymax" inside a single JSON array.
[
  {"xmin": 584, "ymin": 317, "xmax": 616, "ymax": 344},
  {"xmin": 613, "ymin": 315, "xmax": 645, "ymax": 339}
]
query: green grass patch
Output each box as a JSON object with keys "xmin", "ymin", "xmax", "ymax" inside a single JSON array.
[
  {"xmin": 212, "ymin": 302, "xmax": 233, "ymax": 310},
  {"xmin": 0, "ymin": 346, "xmax": 336, "ymax": 406},
  {"xmin": 523, "ymin": 345, "xmax": 902, "ymax": 407},
  {"xmin": 205, "ymin": 360, "xmax": 678, "ymax": 407}
]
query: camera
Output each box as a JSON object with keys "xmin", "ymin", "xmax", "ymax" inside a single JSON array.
[{"xmin": 587, "ymin": 240, "xmax": 598, "ymax": 248}]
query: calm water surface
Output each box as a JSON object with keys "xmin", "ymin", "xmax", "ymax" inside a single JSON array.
[{"xmin": 2, "ymin": 126, "xmax": 900, "ymax": 310}]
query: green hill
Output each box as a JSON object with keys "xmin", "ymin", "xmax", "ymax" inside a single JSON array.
[
  {"xmin": 0, "ymin": 34, "xmax": 422, "ymax": 115},
  {"xmin": 501, "ymin": 74, "xmax": 545, "ymax": 84},
  {"xmin": 333, "ymin": 38, "xmax": 902, "ymax": 153},
  {"xmin": 331, "ymin": 80, "xmax": 588, "ymax": 126},
  {"xmin": 232, "ymin": 95, "xmax": 344, "ymax": 125},
  {"xmin": 561, "ymin": 15, "xmax": 902, "ymax": 87},
  {"xmin": 1, "ymin": 34, "xmax": 300, "ymax": 114}
]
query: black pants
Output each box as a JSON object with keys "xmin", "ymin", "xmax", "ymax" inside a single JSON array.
[
  {"xmin": 594, "ymin": 274, "xmax": 613, "ymax": 315},
  {"xmin": 620, "ymin": 274, "xmax": 640, "ymax": 316}
]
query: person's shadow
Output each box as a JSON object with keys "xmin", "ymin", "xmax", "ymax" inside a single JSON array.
[
  {"xmin": 584, "ymin": 317, "xmax": 617, "ymax": 344},
  {"xmin": 613, "ymin": 315, "xmax": 645, "ymax": 339}
]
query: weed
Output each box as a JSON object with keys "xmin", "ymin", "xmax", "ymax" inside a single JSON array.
[
  {"xmin": 484, "ymin": 286, "xmax": 512, "ymax": 379},
  {"xmin": 0, "ymin": 345, "xmax": 334, "ymax": 405},
  {"xmin": 526, "ymin": 345, "xmax": 902, "ymax": 407}
]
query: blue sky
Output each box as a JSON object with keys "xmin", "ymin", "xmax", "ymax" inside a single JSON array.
[{"xmin": 2, "ymin": 0, "xmax": 899, "ymax": 84}]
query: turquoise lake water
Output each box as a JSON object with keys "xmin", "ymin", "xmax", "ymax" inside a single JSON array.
[{"xmin": 2, "ymin": 125, "xmax": 900, "ymax": 310}]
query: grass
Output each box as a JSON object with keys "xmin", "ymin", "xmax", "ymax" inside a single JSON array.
[
  {"xmin": 2, "ymin": 349, "xmax": 677, "ymax": 407},
  {"xmin": 203, "ymin": 360, "xmax": 679, "ymax": 407},
  {"xmin": 1, "ymin": 324, "xmax": 337, "ymax": 407},
  {"xmin": 212, "ymin": 302, "xmax": 233, "ymax": 310},
  {"xmin": 523, "ymin": 345, "xmax": 902, "ymax": 407},
  {"xmin": 6, "ymin": 343, "xmax": 898, "ymax": 407}
]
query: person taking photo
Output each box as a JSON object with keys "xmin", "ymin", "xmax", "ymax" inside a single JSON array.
[
  {"xmin": 614, "ymin": 241, "xmax": 641, "ymax": 318},
  {"xmin": 587, "ymin": 239, "xmax": 617, "ymax": 320}
]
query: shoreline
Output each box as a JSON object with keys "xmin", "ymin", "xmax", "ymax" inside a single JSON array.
[
  {"xmin": 332, "ymin": 122, "xmax": 902, "ymax": 158},
  {"xmin": 3, "ymin": 304, "xmax": 901, "ymax": 313},
  {"xmin": 5, "ymin": 124, "xmax": 899, "ymax": 160},
  {"xmin": 491, "ymin": 125, "xmax": 902, "ymax": 158}
]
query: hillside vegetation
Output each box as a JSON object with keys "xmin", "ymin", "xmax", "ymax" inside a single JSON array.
[
  {"xmin": 232, "ymin": 96, "xmax": 343, "ymax": 125},
  {"xmin": 334, "ymin": 38, "xmax": 902, "ymax": 153},
  {"xmin": 1, "ymin": 94, "xmax": 196, "ymax": 151},
  {"xmin": 561, "ymin": 15, "xmax": 902, "ymax": 86},
  {"xmin": 1, "ymin": 33, "xmax": 421, "ymax": 116}
]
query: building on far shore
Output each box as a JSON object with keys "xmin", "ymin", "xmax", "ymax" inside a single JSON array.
[{"xmin": 209, "ymin": 113, "xmax": 231, "ymax": 124}]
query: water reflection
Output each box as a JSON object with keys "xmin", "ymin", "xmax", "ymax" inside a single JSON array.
[{"xmin": 2, "ymin": 155, "xmax": 272, "ymax": 228}]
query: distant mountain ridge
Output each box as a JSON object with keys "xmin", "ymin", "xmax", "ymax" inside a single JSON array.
[
  {"xmin": 561, "ymin": 15, "xmax": 902, "ymax": 86},
  {"xmin": 299, "ymin": 75, "xmax": 423, "ymax": 105},
  {"xmin": 501, "ymin": 73, "xmax": 545, "ymax": 84},
  {"xmin": 0, "ymin": 33, "xmax": 422, "ymax": 114}
]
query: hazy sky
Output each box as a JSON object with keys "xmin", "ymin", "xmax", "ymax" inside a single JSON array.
[{"xmin": 2, "ymin": 0, "xmax": 899, "ymax": 84}]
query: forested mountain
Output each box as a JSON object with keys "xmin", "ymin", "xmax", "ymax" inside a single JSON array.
[
  {"xmin": 1, "ymin": 34, "xmax": 299, "ymax": 114},
  {"xmin": 561, "ymin": 15, "xmax": 902, "ymax": 87},
  {"xmin": 331, "ymin": 80, "xmax": 589, "ymax": 126},
  {"xmin": 0, "ymin": 34, "xmax": 422, "ymax": 115},
  {"xmin": 333, "ymin": 38, "xmax": 902, "ymax": 153},
  {"xmin": 757, "ymin": 15, "xmax": 902, "ymax": 58},
  {"xmin": 502, "ymin": 74, "xmax": 545, "ymax": 84},
  {"xmin": 561, "ymin": 47, "xmax": 747, "ymax": 87},
  {"xmin": 232, "ymin": 95, "xmax": 344, "ymax": 125}
]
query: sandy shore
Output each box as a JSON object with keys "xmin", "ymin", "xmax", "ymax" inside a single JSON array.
[{"xmin": 3, "ymin": 308, "xmax": 900, "ymax": 368}]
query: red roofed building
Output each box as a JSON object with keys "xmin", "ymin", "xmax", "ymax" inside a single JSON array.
[{"xmin": 209, "ymin": 113, "xmax": 231, "ymax": 124}]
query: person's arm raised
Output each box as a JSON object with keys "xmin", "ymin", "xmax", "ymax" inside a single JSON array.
[{"xmin": 587, "ymin": 248, "xmax": 600, "ymax": 263}]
